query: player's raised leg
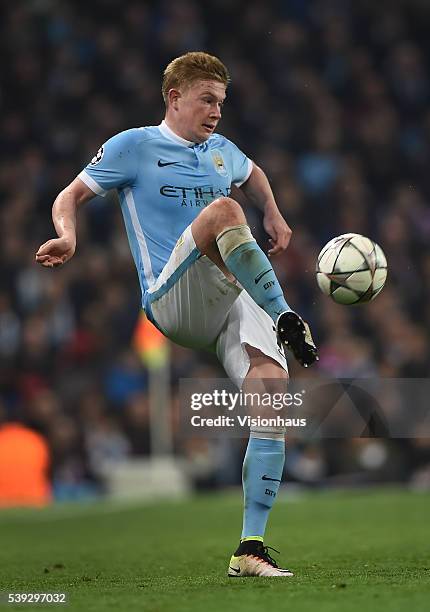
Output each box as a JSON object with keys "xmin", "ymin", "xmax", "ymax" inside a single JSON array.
[
  {"xmin": 227, "ymin": 348, "xmax": 293, "ymax": 577},
  {"xmin": 191, "ymin": 197, "xmax": 318, "ymax": 367}
]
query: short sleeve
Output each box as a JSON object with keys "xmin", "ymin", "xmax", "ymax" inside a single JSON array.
[
  {"xmin": 224, "ymin": 139, "xmax": 253, "ymax": 187},
  {"xmin": 78, "ymin": 129, "xmax": 139, "ymax": 197}
]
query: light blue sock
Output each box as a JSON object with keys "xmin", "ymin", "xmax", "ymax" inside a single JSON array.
[
  {"xmin": 241, "ymin": 436, "xmax": 285, "ymax": 539},
  {"xmin": 217, "ymin": 230, "xmax": 291, "ymax": 322}
]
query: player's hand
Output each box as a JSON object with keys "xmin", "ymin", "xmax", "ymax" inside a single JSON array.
[
  {"xmin": 263, "ymin": 210, "xmax": 292, "ymax": 256},
  {"xmin": 35, "ymin": 236, "xmax": 76, "ymax": 268}
]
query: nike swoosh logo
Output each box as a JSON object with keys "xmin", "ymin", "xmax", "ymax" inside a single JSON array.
[
  {"xmin": 158, "ymin": 160, "xmax": 179, "ymax": 167},
  {"xmin": 262, "ymin": 475, "xmax": 281, "ymax": 482},
  {"xmin": 229, "ymin": 566, "xmax": 241, "ymax": 573},
  {"xmin": 255, "ymin": 269, "xmax": 272, "ymax": 284}
]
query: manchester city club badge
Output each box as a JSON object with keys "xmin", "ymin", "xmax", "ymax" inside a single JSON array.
[{"xmin": 212, "ymin": 151, "xmax": 228, "ymax": 177}]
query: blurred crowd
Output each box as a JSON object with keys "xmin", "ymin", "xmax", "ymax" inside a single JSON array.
[{"xmin": 1, "ymin": 0, "xmax": 430, "ymax": 503}]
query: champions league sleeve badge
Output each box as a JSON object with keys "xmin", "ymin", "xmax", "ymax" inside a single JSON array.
[{"xmin": 90, "ymin": 146, "xmax": 104, "ymax": 166}]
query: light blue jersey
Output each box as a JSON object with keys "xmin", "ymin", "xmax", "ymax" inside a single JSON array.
[{"xmin": 79, "ymin": 120, "xmax": 252, "ymax": 305}]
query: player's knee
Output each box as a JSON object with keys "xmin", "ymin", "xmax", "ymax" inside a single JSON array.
[
  {"xmin": 194, "ymin": 197, "xmax": 247, "ymax": 246},
  {"xmin": 208, "ymin": 197, "xmax": 246, "ymax": 229}
]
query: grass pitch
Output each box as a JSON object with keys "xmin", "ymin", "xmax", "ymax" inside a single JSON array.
[{"xmin": 0, "ymin": 488, "xmax": 429, "ymax": 612}]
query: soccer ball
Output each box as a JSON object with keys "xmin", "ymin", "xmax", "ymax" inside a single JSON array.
[{"xmin": 316, "ymin": 233, "xmax": 387, "ymax": 305}]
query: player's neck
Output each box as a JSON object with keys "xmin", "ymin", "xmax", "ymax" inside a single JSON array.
[{"xmin": 163, "ymin": 118, "xmax": 196, "ymax": 146}]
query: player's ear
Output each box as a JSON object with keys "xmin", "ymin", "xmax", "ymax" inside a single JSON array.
[{"xmin": 168, "ymin": 88, "xmax": 181, "ymax": 111}]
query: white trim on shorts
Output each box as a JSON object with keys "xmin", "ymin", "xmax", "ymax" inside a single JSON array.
[{"xmin": 144, "ymin": 225, "xmax": 288, "ymax": 387}]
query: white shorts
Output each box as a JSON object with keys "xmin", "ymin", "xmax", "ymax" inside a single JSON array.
[{"xmin": 144, "ymin": 225, "xmax": 288, "ymax": 387}]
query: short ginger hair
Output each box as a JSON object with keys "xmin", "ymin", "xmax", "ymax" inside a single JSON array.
[{"xmin": 162, "ymin": 51, "xmax": 230, "ymax": 105}]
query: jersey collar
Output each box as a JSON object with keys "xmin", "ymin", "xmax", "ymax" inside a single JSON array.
[{"xmin": 158, "ymin": 120, "xmax": 195, "ymax": 147}]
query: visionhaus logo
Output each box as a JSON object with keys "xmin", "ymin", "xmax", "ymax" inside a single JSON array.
[{"xmin": 190, "ymin": 414, "xmax": 307, "ymax": 428}]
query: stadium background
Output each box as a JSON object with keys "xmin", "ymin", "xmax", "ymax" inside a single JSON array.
[{"xmin": 1, "ymin": 0, "xmax": 430, "ymax": 505}]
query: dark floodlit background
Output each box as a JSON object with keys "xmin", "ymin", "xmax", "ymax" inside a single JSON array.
[{"xmin": 1, "ymin": 0, "xmax": 429, "ymax": 505}]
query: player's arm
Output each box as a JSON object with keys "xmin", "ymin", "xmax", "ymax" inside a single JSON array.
[
  {"xmin": 36, "ymin": 129, "xmax": 138, "ymax": 268},
  {"xmin": 35, "ymin": 178, "xmax": 95, "ymax": 268},
  {"xmin": 240, "ymin": 162, "xmax": 292, "ymax": 256}
]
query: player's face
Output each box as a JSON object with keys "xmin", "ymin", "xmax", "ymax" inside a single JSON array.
[{"xmin": 175, "ymin": 80, "xmax": 226, "ymax": 143}]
